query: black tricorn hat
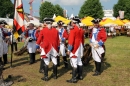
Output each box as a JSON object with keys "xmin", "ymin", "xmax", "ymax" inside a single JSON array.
[
  {"xmin": 91, "ymin": 19, "xmax": 101, "ymax": 24},
  {"xmin": 0, "ymin": 20, "xmax": 8, "ymax": 25},
  {"xmin": 43, "ymin": 18, "xmax": 55, "ymax": 22},
  {"xmin": 57, "ymin": 20, "xmax": 64, "ymax": 26},
  {"xmin": 72, "ymin": 16, "xmax": 81, "ymax": 23}
]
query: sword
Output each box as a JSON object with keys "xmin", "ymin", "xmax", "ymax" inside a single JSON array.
[{"xmin": 92, "ymin": 44, "xmax": 102, "ymax": 60}]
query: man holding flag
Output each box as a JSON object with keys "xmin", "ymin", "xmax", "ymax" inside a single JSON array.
[{"xmin": 12, "ymin": 0, "xmax": 25, "ymax": 66}]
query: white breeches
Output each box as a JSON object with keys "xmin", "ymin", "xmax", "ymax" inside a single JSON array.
[
  {"xmin": 27, "ymin": 41, "xmax": 36, "ymax": 53},
  {"xmin": 43, "ymin": 55, "xmax": 57, "ymax": 65},
  {"xmin": 41, "ymin": 47, "xmax": 58, "ymax": 65},
  {"xmin": 41, "ymin": 47, "xmax": 58, "ymax": 58},
  {"xmin": 70, "ymin": 43, "xmax": 84, "ymax": 58},
  {"xmin": 91, "ymin": 46, "xmax": 104, "ymax": 62},
  {"xmin": 3, "ymin": 41, "xmax": 8, "ymax": 54},
  {"xmin": 59, "ymin": 43, "xmax": 66, "ymax": 56},
  {"xmin": 69, "ymin": 43, "xmax": 83, "ymax": 68},
  {"xmin": 70, "ymin": 56, "xmax": 83, "ymax": 68}
]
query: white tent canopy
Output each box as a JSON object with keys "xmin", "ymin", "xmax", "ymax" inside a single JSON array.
[
  {"xmin": 53, "ymin": 14, "xmax": 56, "ymax": 19},
  {"xmin": 0, "ymin": 16, "xmax": 40, "ymax": 27},
  {"xmin": 69, "ymin": 14, "xmax": 74, "ymax": 19}
]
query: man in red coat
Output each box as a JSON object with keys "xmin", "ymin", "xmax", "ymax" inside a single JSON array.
[
  {"xmin": 66, "ymin": 17, "xmax": 84, "ymax": 83},
  {"xmin": 36, "ymin": 18, "xmax": 59, "ymax": 81},
  {"xmin": 56, "ymin": 20, "xmax": 69, "ymax": 68},
  {"xmin": 90, "ymin": 19, "xmax": 107, "ymax": 76}
]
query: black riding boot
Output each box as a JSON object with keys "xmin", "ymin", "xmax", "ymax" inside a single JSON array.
[
  {"xmin": 53, "ymin": 64, "xmax": 57, "ymax": 79},
  {"xmin": 76, "ymin": 65, "xmax": 83, "ymax": 80},
  {"xmin": 66, "ymin": 67, "xmax": 78, "ymax": 83},
  {"xmin": 63, "ymin": 56, "xmax": 68, "ymax": 68},
  {"xmin": 57, "ymin": 56, "xmax": 60, "ymax": 67},
  {"xmin": 32, "ymin": 53, "xmax": 36, "ymax": 63},
  {"xmin": 41, "ymin": 64, "xmax": 48, "ymax": 81},
  {"xmin": 93, "ymin": 62, "xmax": 101, "ymax": 76},
  {"xmin": 3, "ymin": 54, "xmax": 7, "ymax": 64},
  {"xmin": 0, "ymin": 58, "xmax": 2, "ymax": 63},
  {"xmin": 39, "ymin": 59, "xmax": 44, "ymax": 73},
  {"xmin": 29, "ymin": 53, "xmax": 33, "ymax": 64},
  {"xmin": 93, "ymin": 61, "xmax": 97, "ymax": 72}
]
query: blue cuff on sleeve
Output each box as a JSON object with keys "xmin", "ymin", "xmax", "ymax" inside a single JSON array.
[
  {"xmin": 98, "ymin": 40, "xmax": 103, "ymax": 46},
  {"xmin": 36, "ymin": 45, "xmax": 40, "ymax": 49},
  {"xmin": 7, "ymin": 32, "xmax": 11, "ymax": 36},
  {"xmin": 61, "ymin": 38, "xmax": 65, "ymax": 42},
  {"xmin": 68, "ymin": 45, "xmax": 73, "ymax": 51}
]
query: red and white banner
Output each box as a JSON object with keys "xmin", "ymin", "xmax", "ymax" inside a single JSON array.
[{"xmin": 13, "ymin": 0, "xmax": 25, "ymax": 38}]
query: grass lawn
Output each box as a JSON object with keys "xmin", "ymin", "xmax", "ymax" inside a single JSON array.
[{"xmin": 3, "ymin": 36, "xmax": 130, "ymax": 86}]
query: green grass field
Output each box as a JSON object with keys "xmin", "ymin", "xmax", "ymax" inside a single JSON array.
[{"xmin": 3, "ymin": 36, "xmax": 130, "ymax": 86}]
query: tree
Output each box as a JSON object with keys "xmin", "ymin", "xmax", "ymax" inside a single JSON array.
[
  {"xmin": 0, "ymin": 0, "xmax": 14, "ymax": 18},
  {"xmin": 39, "ymin": 1, "xmax": 56, "ymax": 22},
  {"xmin": 79, "ymin": 0, "xmax": 104, "ymax": 19},
  {"xmin": 113, "ymin": 0, "xmax": 130, "ymax": 19},
  {"xmin": 54, "ymin": 4, "xmax": 64, "ymax": 17}
]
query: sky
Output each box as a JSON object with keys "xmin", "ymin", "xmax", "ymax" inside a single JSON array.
[{"xmin": 11, "ymin": 0, "xmax": 118, "ymax": 17}]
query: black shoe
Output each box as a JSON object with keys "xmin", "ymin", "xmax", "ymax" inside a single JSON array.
[
  {"xmin": 39, "ymin": 69, "xmax": 44, "ymax": 73},
  {"xmin": 29, "ymin": 62, "xmax": 33, "ymax": 65},
  {"xmin": 66, "ymin": 78, "xmax": 77, "ymax": 83},
  {"xmin": 51, "ymin": 73, "xmax": 57, "ymax": 79},
  {"xmin": 41, "ymin": 76, "xmax": 48, "ymax": 81},
  {"xmin": 76, "ymin": 76, "xmax": 83, "ymax": 80},
  {"xmin": 93, "ymin": 71, "xmax": 100, "ymax": 76},
  {"xmin": 67, "ymin": 68, "xmax": 78, "ymax": 83}
]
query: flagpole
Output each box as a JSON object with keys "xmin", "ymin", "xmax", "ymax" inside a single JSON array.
[
  {"xmin": 10, "ymin": 0, "xmax": 16, "ymax": 67},
  {"xmin": 10, "ymin": 33, "xmax": 14, "ymax": 67}
]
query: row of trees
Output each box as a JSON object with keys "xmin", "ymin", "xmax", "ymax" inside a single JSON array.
[
  {"xmin": 0, "ymin": 0, "xmax": 14, "ymax": 18},
  {"xmin": 79, "ymin": 0, "xmax": 130, "ymax": 19},
  {"xmin": 78, "ymin": 0, "xmax": 104, "ymax": 19},
  {"xmin": 0, "ymin": 0, "xmax": 64, "ymax": 21},
  {"xmin": 39, "ymin": 1, "xmax": 64, "ymax": 22},
  {"xmin": 113, "ymin": 0, "xmax": 130, "ymax": 19},
  {"xmin": 1, "ymin": 0, "xmax": 130, "ymax": 20}
]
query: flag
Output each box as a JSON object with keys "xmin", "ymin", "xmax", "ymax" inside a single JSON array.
[{"xmin": 13, "ymin": 0, "xmax": 25, "ymax": 39}]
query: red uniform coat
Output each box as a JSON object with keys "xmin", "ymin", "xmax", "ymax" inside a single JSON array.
[
  {"xmin": 36, "ymin": 27, "xmax": 59, "ymax": 56},
  {"xmin": 24, "ymin": 29, "xmax": 39, "ymax": 39},
  {"xmin": 90, "ymin": 27, "xmax": 107, "ymax": 46},
  {"xmin": 62, "ymin": 29, "xmax": 69, "ymax": 40},
  {"xmin": 68, "ymin": 25, "xmax": 84, "ymax": 58}
]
